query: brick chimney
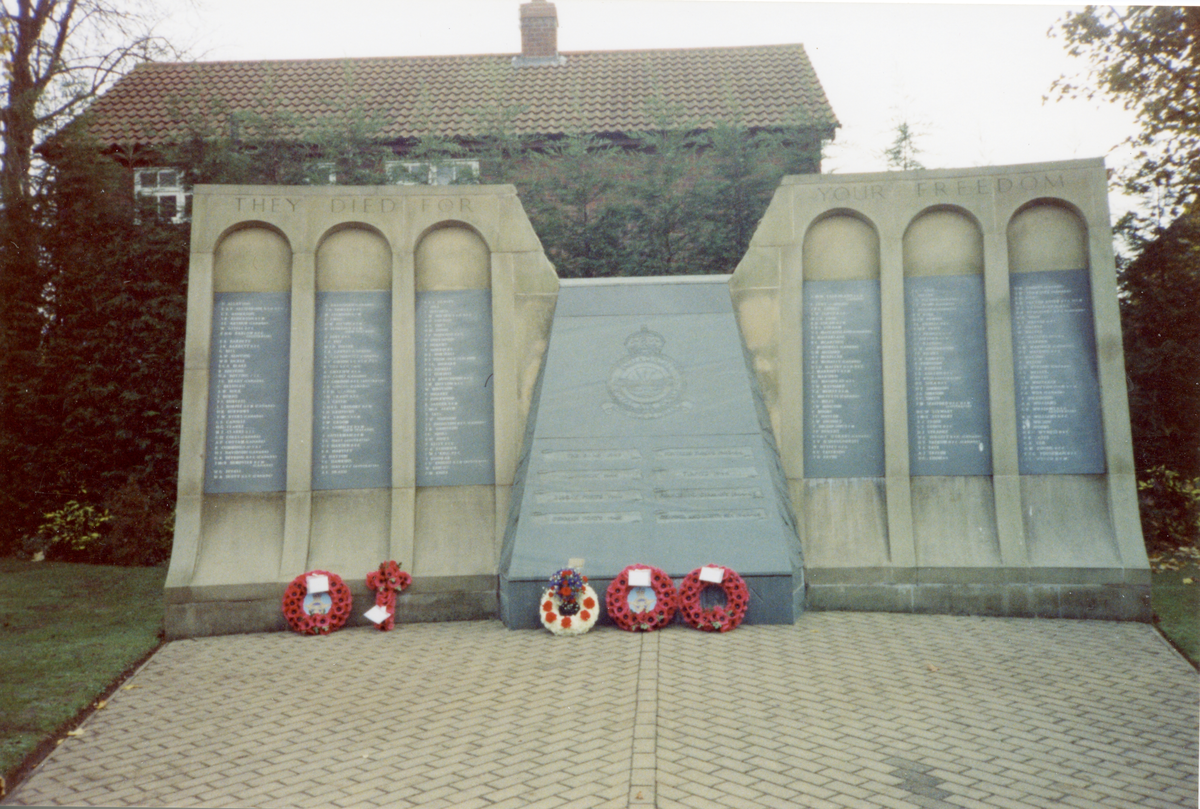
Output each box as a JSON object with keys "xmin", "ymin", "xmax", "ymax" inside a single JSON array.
[{"xmin": 516, "ymin": 0, "xmax": 565, "ymax": 66}]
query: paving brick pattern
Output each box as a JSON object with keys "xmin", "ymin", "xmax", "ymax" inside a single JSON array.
[{"xmin": 6, "ymin": 614, "xmax": 1197, "ymax": 808}]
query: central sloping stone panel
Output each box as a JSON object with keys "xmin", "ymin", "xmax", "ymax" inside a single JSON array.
[{"xmin": 500, "ymin": 277, "xmax": 802, "ymax": 628}]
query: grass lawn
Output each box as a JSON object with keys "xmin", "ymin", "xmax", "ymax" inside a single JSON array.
[
  {"xmin": 0, "ymin": 559, "xmax": 165, "ymax": 792},
  {"xmin": 1150, "ymin": 549, "xmax": 1200, "ymax": 667}
]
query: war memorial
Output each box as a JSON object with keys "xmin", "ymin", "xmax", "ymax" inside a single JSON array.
[{"xmin": 164, "ymin": 157, "xmax": 1150, "ymax": 639}]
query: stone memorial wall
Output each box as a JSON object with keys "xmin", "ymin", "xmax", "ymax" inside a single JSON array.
[
  {"xmin": 730, "ymin": 158, "xmax": 1148, "ymax": 619},
  {"xmin": 166, "ymin": 185, "xmax": 558, "ymax": 638},
  {"xmin": 170, "ymin": 160, "xmax": 1146, "ymax": 637}
]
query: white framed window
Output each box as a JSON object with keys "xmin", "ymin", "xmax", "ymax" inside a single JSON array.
[
  {"xmin": 306, "ymin": 162, "xmax": 338, "ymax": 185},
  {"xmin": 134, "ymin": 168, "xmax": 188, "ymax": 223},
  {"xmin": 386, "ymin": 159, "xmax": 479, "ymax": 186}
]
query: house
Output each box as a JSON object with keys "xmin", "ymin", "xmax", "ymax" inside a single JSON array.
[{"xmin": 80, "ymin": 0, "xmax": 838, "ymax": 226}]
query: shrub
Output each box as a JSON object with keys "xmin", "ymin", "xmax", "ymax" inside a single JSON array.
[
  {"xmin": 31, "ymin": 496, "xmax": 112, "ymax": 559},
  {"xmin": 97, "ymin": 478, "xmax": 174, "ymax": 566},
  {"xmin": 1138, "ymin": 466, "xmax": 1200, "ymax": 554}
]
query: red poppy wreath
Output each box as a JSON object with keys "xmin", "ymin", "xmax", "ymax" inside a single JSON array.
[
  {"xmin": 281, "ymin": 570, "xmax": 352, "ymax": 635},
  {"xmin": 678, "ymin": 565, "xmax": 749, "ymax": 632},
  {"xmin": 605, "ymin": 564, "xmax": 678, "ymax": 632}
]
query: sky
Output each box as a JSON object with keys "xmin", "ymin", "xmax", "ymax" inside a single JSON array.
[{"xmin": 155, "ymin": 0, "xmax": 1140, "ymax": 217}]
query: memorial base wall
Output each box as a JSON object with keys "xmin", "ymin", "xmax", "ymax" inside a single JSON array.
[
  {"xmin": 164, "ymin": 579, "xmax": 499, "ymax": 640},
  {"xmin": 806, "ymin": 568, "xmax": 1150, "ymax": 621}
]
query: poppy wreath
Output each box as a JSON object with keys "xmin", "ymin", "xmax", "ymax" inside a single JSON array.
[
  {"xmin": 605, "ymin": 564, "xmax": 678, "ymax": 632},
  {"xmin": 365, "ymin": 560, "xmax": 412, "ymax": 631},
  {"xmin": 678, "ymin": 565, "xmax": 749, "ymax": 632},
  {"xmin": 281, "ymin": 570, "xmax": 353, "ymax": 635},
  {"xmin": 541, "ymin": 568, "xmax": 599, "ymax": 636}
]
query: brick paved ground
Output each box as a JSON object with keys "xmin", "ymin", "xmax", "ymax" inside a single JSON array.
[{"xmin": 5, "ymin": 613, "xmax": 1197, "ymax": 809}]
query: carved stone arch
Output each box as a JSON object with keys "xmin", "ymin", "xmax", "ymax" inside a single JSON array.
[
  {"xmin": 903, "ymin": 205, "xmax": 984, "ymax": 277},
  {"xmin": 316, "ymin": 223, "xmax": 393, "ymax": 291},
  {"xmin": 802, "ymin": 209, "xmax": 880, "ymax": 280},
  {"xmin": 415, "ymin": 221, "xmax": 491, "ymax": 291},
  {"xmin": 1007, "ymin": 199, "xmax": 1088, "ymax": 274},
  {"xmin": 213, "ymin": 222, "xmax": 291, "ymax": 292}
]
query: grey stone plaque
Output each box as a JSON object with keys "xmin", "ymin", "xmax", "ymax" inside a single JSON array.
[
  {"xmin": 1011, "ymin": 269, "xmax": 1105, "ymax": 474},
  {"xmin": 204, "ymin": 292, "xmax": 290, "ymax": 493},
  {"xmin": 803, "ymin": 281, "xmax": 885, "ymax": 478},
  {"xmin": 312, "ymin": 292, "xmax": 391, "ymax": 490},
  {"xmin": 513, "ymin": 435, "xmax": 786, "ymax": 571},
  {"xmin": 905, "ymin": 275, "xmax": 992, "ymax": 476},
  {"xmin": 415, "ymin": 290, "xmax": 495, "ymax": 486},
  {"xmin": 500, "ymin": 280, "xmax": 803, "ymax": 628}
]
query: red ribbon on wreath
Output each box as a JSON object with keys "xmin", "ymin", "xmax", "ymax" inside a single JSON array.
[
  {"xmin": 281, "ymin": 570, "xmax": 352, "ymax": 635},
  {"xmin": 605, "ymin": 564, "xmax": 678, "ymax": 632},
  {"xmin": 366, "ymin": 560, "xmax": 412, "ymax": 631},
  {"xmin": 678, "ymin": 565, "xmax": 749, "ymax": 632}
]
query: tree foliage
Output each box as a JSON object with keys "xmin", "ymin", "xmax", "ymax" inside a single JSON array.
[
  {"xmin": 1, "ymin": 0, "xmax": 178, "ymax": 353},
  {"xmin": 1053, "ymin": 6, "xmax": 1200, "ymax": 550},
  {"xmin": 518, "ymin": 114, "xmax": 810, "ymax": 277},
  {"xmin": 2, "ymin": 126, "xmax": 187, "ymax": 563},
  {"xmin": 882, "ymin": 121, "xmax": 925, "ymax": 171},
  {"xmin": 1050, "ymin": 6, "xmax": 1199, "ymax": 236},
  {"xmin": 0, "ymin": 0, "xmax": 180, "ymax": 562},
  {"xmin": 1, "ymin": 0, "xmax": 174, "ymax": 207},
  {"xmin": 1119, "ymin": 211, "xmax": 1200, "ymax": 478}
]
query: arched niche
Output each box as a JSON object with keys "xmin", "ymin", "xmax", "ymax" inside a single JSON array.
[
  {"xmin": 800, "ymin": 211, "xmax": 884, "ymax": 478},
  {"xmin": 803, "ymin": 210, "xmax": 880, "ymax": 281},
  {"xmin": 317, "ymin": 225, "xmax": 393, "ymax": 292},
  {"xmin": 1006, "ymin": 200, "xmax": 1104, "ymax": 475},
  {"xmin": 213, "ymin": 224, "xmax": 291, "ymax": 293},
  {"xmin": 1007, "ymin": 200, "xmax": 1088, "ymax": 274},
  {"xmin": 311, "ymin": 225, "xmax": 393, "ymax": 492},
  {"xmin": 415, "ymin": 223, "xmax": 490, "ymax": 291},
  {"xmin": 903, "ymin": 206, "xmax": 983, "ymax": 277},
  {"xmin": 205, "ymin": 224, "xmax": 292, "ymax": 494},
  {"xmin": 413, "ymin": 223, "xmax": 495, "ymax": 487}
]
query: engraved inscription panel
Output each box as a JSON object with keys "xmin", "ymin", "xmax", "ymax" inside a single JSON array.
[
  {"xmin": 1011, "ymin": 269, "xmax": 1105, "ymax": 474},
  {"xmin": 905, "ymin": 275, "xmax": 992, "ymax": 475},
  {"xmin": 312, "ymin": 292, "xmax": 390, "ymax": 490},
  {"xmin": 803, "ymin": 281, "xmax": 885, "ymax": 477},
  {"xmin": 526, "ymin": 442, "xmax": 769, "ymax": 528},
  {"xmin": 204, "ymin": 292, "xmax": 290, "ymax": 493},
  {"xmin": 415, "ymin": 290, "xmax": 495, "ymax": 486}
]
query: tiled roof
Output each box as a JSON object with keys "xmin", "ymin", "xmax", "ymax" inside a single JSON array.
[{"xmin": 84, "ymin": 44, "xmax": 838, "ymax": 149}]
